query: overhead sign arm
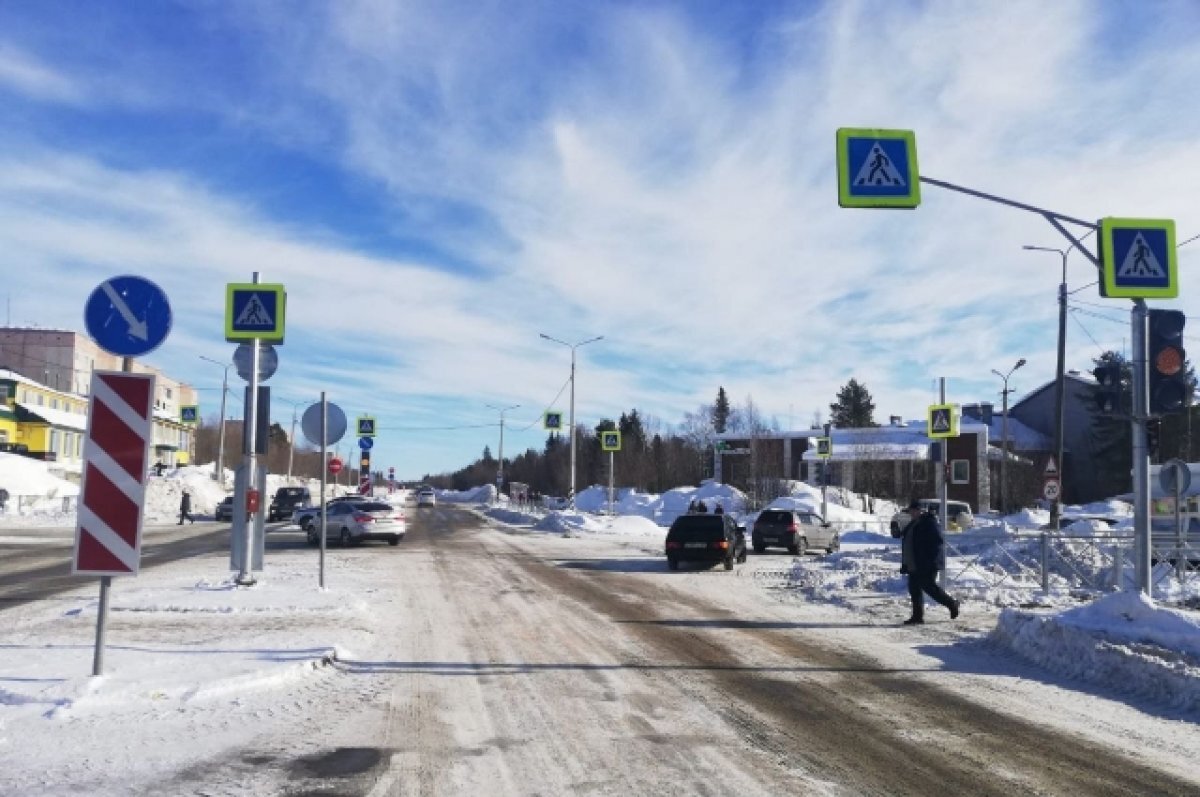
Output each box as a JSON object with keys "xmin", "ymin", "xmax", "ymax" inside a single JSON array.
[{"xmin": 917, "ymin": 176, "xmax": 1101, "ymax": 269}]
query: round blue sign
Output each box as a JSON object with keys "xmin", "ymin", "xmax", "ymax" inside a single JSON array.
[
  {"xmin": 84, "ymin": 275, "xmax": 173, "ymax": 357},
  {"xmin": 358, "ymin": 437, "xmax": 374, "ymax": 451}
]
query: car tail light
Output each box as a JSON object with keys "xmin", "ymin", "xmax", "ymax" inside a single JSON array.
[
  {"xmin": 353, "ymin": 513, "xmax": 375, "ymax": 523},
  {"xmin": 714, "ymin": 540, "xmax": 729, "ymax": 550},
  {"xmin": 665, "ymin": 541, "xmax": 681, "ymax": 550},
  {"xmin": 788, "ymin": 522, "xmax": 798, "ymax": 533}
]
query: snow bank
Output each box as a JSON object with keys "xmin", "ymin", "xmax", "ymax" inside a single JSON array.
[
  {"xmin": 437, "ymin": 484, "xmax": 497, "ymax": 504},
  {"xmin": 991, "ymin": 592, "xmax": 1200, "ymax": 711},
  {"xmin": 0, "ymin": 452, "xmax": 80, "ymax": 517}
]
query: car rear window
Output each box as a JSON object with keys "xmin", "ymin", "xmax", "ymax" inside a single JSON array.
[
  {"xmin": 357, "ymin": 502, "xmax": 393, "ymax": 511},
  {"xmin": 757, "ymin": 510, "xmax": 792, "ymax": 524},
  {"xmin": 667, "ymin": 516, "xmax": 726, "ymax": 541}
]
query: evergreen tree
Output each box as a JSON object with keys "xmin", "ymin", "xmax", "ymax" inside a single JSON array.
[
  {"xmin": 829, "ymin": 379, "xmax": 877, "ymax": 428},
  {"xmin": 1090, "ymin": 351, "xmax": 1132, "ymax": 495},
  {"xmin": 713, "ymin": 387, "xmax": 731, "ymax": 433}
]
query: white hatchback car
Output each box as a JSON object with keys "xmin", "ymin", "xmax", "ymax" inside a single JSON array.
[
  {"xmin": 890, "ymin": 499, "xmax": 974, "ymax": 535},
  {"xmin": 416, "ymin": 488, "xmax": 436, "ymax": 507}
]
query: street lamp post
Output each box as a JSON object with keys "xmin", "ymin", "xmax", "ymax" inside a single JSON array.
[
  {"xmin": 486, "ymin": 403, "xmax": 521, "ymax": 500},
  {"xmin": 539, "ymin": 333, "xmax": 603, "ymax": 508},
  {"xmin": 991, "ymin": 358, "xmax": 1026, "ymax": 514},
  {"xmin": 284, "ymin": 399, "xmax": 307, "ymax": 484},
  {"xmin": 1023, "ymin": 243, "xmax": 1079, "ymax": 531},
  {"xmin": 199, "ymin": 355, "xmax": 230, "ymax": 487}
]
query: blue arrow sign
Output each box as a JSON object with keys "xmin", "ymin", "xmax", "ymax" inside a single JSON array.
[
  {"xmin": 84, "ymin": 275, "xmax": 173, "ymax": 357},
  {"xmin": 358, "ymin": 437, "xmax": 374, "ymax": 450}
]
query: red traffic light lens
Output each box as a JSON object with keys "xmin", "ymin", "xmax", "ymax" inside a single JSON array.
[{"xmin": 1154, "ymin": 346, "xmax": 1183, "ymax": 376}]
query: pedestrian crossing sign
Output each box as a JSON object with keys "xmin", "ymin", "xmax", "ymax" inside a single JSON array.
[
  {"xmin": 816, "ymin": 437, "xmax": 832, "ymax": 458},
  {"xmin": 225, "ymin": 283, "xmax": 287, "ymax": 343},
  {"xmin": 357, "ymin": 416, "xmax": 376, "ymax": 437},
  {"xmin": 927, "ymin": 404, "xmax": 959, "ymax": 439},
  {"xmin": 180, "ymin": 405, "xmax": 199, "ymax": 424},
  {"xmin": 837, "ymin": 128, "xmax": 920, "ymax": 209},
  {"xmin": 544, "ymin": 411, "xmax": 563, "ymax": 431},
  {"xmin": 1099, "ymin": 218, "xmax": 1177, "ymax": 299},
  {"xmin": 601, "ymin": 431, "xmax": 622, "ymax": 452}
]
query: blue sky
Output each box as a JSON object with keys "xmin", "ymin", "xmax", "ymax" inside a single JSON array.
[{"xmin": 2, "ymin": 1, "xmax": 1199, "ymax": 480}]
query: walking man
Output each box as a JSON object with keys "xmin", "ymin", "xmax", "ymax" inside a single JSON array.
[
  {"xmin": 178, "ymin": 490, "xmax": 195, "ymax": 525},
  {"xmin": 894, "ymin": 500, "xmax": 959, "ymax": 625}
]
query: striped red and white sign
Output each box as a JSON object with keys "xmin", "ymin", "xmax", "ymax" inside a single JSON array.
[{"xmin": 73, "ymin": 371, "xmax": 156, "ymax": 576}]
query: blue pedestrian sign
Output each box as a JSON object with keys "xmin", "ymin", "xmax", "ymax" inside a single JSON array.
[
  {"xmin": 837, "ymin": 128, "xmax": 921, "ymax": 209},
  {"xmin": 356, "ymin": 416, "xmax": 376, "ymax": 437},
  {"xmin": 225, "ymin": 283, "xmax": 286, "ymax": 343},
  {"xmin": 1099, "ymin": 218, "xmax": 1178, "ymax": 299},
  {"xmin": 84, "ymin": 275, "xmax": 173, "ymax": 357},
  {"xmin": 358, "ymin": 437, "xmax": 374, "ymax": 451},
  {"xmin": 544, "ymin": 411, "xmax": 563, "ymax": 431},
  {"xmin": 180, "ymin": 405, "xmax": 199, "ymax": 424}
]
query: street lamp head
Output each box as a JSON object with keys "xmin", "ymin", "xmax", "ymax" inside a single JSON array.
[{"xmin": 1015, "ymin": 358, "xmax": 1027, "ymax": 369}]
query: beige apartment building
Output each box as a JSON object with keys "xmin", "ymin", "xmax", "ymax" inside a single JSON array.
[{"xmin": 0, "ymin": 327, "xmax": 197, "ymax": 476}]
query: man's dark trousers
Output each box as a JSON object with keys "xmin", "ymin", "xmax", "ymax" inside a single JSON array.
[{"xmin": 907, "ymin": 569, "xmax": 955, "ymax": 620}]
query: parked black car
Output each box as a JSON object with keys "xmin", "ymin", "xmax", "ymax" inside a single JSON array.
[
  {"xmin": 268, "ymin": 486, "xmax": 312, "ymax": 522},
  {"xmin": 665, "ymin": 513, "xmax": 747, "ymax": 571},
  {"xmin": 751, "ymin": 509, "xmax": 839, "ymax": 555}
]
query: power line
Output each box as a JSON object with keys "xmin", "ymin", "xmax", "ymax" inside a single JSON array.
[{"xmin": 515, "ymin": 374, "xmax": 573, "ymax": 433}]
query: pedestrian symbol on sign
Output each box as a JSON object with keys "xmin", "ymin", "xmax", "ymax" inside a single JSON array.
[
  {"xmin": 927, "ymin": 404, "xmax": 959, "ymax": 439},
  {"xmin": 854, "ymin": 143, "xmax": 906, "ymax": 187},
  {"xmin": 235, "ymin": 294, "xmax": 274, "ymax": 327},
  {"xmin": 1117, "ymin": 233, "xmax": 1165, "ymax": 278}
]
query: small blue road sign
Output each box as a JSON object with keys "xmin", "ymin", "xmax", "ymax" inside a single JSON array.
[
  {"xmin": 1100, "ymin": 218, "xmax": 1177, "ymax": 299},
  {"xmin": 225, "ymin": 283, "xmax": 286, "ymax": 343},
  {"xmin": 180, "ymin": 405, "xmax": 199, "ymax": 424},
  {"xmin": 84, "ymin": 275, "xmax": 173, "ymax": 357},
  {"xmin": 837, "ymin": 128, "xmax": 920, "ymax": 209},
  {"xmin": 358, "ymin": 437, "xmax": 374, "ymax": 451},
  {"xmin": 544, "ymin": 411, "xmax": 563, "ymax": 431}
]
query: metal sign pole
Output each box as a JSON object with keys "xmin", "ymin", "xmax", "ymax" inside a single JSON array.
[
  {"xmin": 1131, "ymin": 301, "xmax": 1151, "ymax": 595},
  {"xmin": 1175, "ymin": 475, "xmax": 1185, "ymax": 583},
  {"xmin": 237, "ymin": 272, "xmax": 261, "ymax": 586},
  {"xmin": 608, "ymin": 450, "xmax": 615, "ymax": 516},
  {"xmin": 319, "ymin": 393, "xmax": 327, "ymax": 589}
]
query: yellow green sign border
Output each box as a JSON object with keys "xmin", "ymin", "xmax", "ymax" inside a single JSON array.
[
  {"xmin": 224, "ymin": 283, "xmax": 287, "ymax": 343},
  {"xmin": 836, "ymin": 127, "xmax": 921, "ymax": 209},
  {"xmin": 601, "ymin": 430, "xmax": 622, "ymax": 452},
  {"xmin": 927, "ymin": 403, "xmax": 959, "ymax": 439},
  {"xmin": 1099, "ymin": 217, "xmax": 1178, "ymax": 299},
  {"xmin": 815, "ymin": 437, "xmax": 832, "ymax": 458},
  {"xmin": 180, "ymin": 405, "xmax": 199, "ymax": 424},
  {"xmin": 543, "ymin": 411, "xmax": 563, "ymax": 431}
]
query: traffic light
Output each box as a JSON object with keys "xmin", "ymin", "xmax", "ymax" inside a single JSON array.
[
  {"xmin": 1093, "ymin": 362, "xmax": 1123, "ymax": 415},
  {"xmin": 1146, "ymin": 418, "xmax": 1161, "ymax": 458},
  {"xmin": 1148, "ymin": 309, "xmax": 1188, "ymax": 415}
]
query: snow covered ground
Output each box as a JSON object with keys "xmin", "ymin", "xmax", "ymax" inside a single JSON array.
[{"xmin": 2, "ymin": 449, "xmax": 1198, "ymax": 791}]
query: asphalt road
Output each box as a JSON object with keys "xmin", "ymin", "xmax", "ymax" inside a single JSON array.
[
  {"xmin": 306, "ymin": 507, "xmax": 1200, "ymax": 797},
  {"xmin": 0, "ymin": 521, "xmax": 296, "ymax": 609}
]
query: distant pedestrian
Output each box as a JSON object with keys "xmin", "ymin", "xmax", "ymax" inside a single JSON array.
[
  {"xmin": 154, "ymin": 462, "xmax": 165, "ymax": 477},
  {"xmin": 893, "ymin": 499, "xmax": 959, "ymax": 625},
  {"xmin": 178, "ymin": 490, "xmax": 195, "ymax": 525},
  {"xmin": 714, "ymin": 503, "xmax": 724, "ymax": 515},
  {"xmin": 696, "ymin": 500, "xmax": 708, "ymax": 513}
]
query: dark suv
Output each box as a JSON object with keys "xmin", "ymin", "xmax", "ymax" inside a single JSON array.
[
  {"xmin": 268, "ymin": 486, "xmax": 312, "ymax": 522},
  {"xmin": 751, "ymin": 509, "xmax": 839, "ymax": 555},
  {"xmin": 665, "ymin": 514, "xmax": 747, "ymax": 571}
]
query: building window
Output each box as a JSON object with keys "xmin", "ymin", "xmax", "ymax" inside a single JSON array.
[
  {"xmin": 49, "ymin": 429, "xmax": 59, "ymax": 453},
  {"xmin": 951, "ymin": 459, "xmax": 970, "ymax": 484},
  {"xmin": 0, "ymin": 385, "xmax": 8, "ymax": 401},
  {"xmin": 51, "ymin": 398, "xmax": 59, "ymax": 410},
  {"xmin": 165, "ymin": 387, "xmax": 173, "ymax": 399},
  {"xmin": 911, "ymin": 461, "xmax": 929, "ymax": 482}
]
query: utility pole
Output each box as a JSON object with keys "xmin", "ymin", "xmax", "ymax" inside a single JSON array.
[
  {"xmin": 486, "ymin": 403, "xmax": 520, "ymax": 501},
  {"xmin": 991, "ymin": 358, "xmax": 1026, "ymax": 514},
  {"xmin": 199, "ymin": 355, "xmax": 230, "ymax": 487},
  {"xmin": 539, "ymin": 333, "xmax": 603, "ymax": 508},
  {"xmin": 1023, "ymin": 242, "xmax": 1085, "ymax": 530}
]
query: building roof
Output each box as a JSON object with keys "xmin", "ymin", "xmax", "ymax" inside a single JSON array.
[{"xmin": 16, "ymin": 402, "xmax": 88, "ymax": 431}]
